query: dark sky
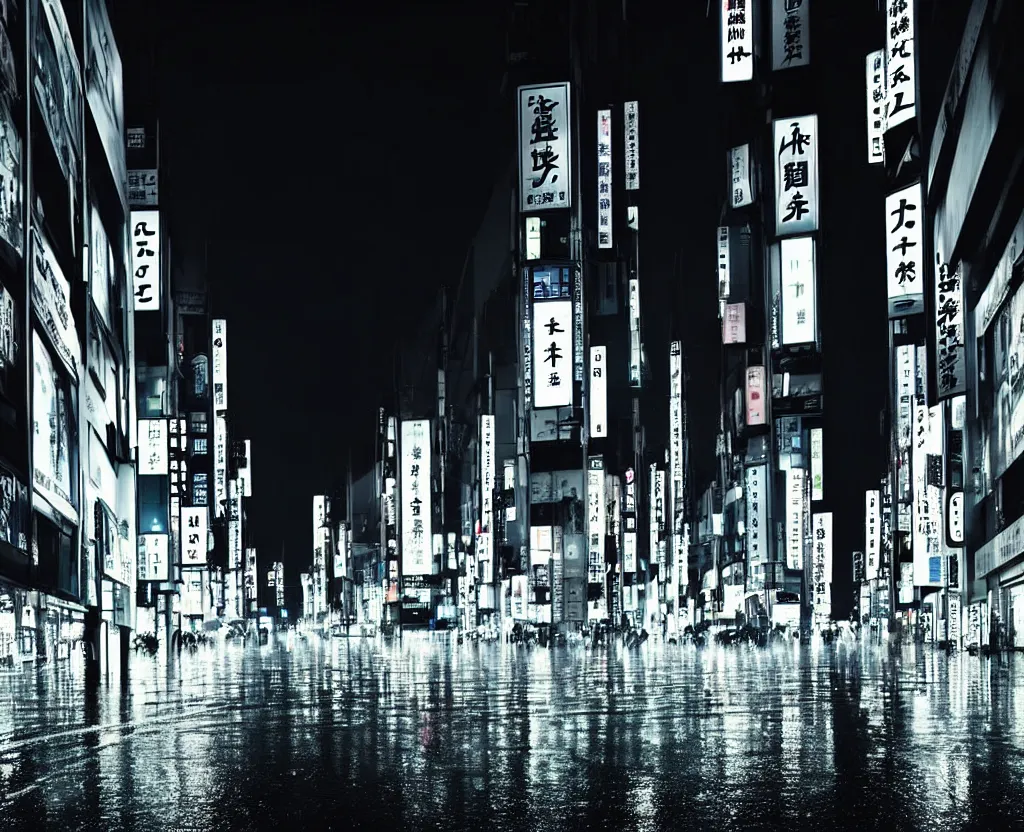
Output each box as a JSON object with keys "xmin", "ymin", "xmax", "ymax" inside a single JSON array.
[
  {"xmin": 116, "ymin": 1, "xmax": 509, "ymax": 578},
  {"xmin": 114, "ymin": 1, "xmax": 901, "ymax": 613}
]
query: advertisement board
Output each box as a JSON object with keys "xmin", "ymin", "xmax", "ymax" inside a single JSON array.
[
  {"xmin": 32, "ymin": 331, "xmax": 77, "ymax": 522},
  {"xmin": 518, "ymin": 83, "xmax": 571, "ymax": 212},
  {"xmin": 596, "ymin": 109, "xmax": 612, "ymax": 249},
  {"xmin": 181, "ymin": 507, "xmax": 208, "ymax": 566},
  {"xmin": 130, "ymin": 210, "xmax": 160, "ymax": 311},
  {"xmin": 400, "ymin": 420, "xmax": 432, "ymax": 576},
  {"xmin": 772, "ymin": 0, "xmax": 810, "ymax": 70},
  {"xmin": 212, "ymin": 319, "xmax": 228, "ymax": 411},
  {"xmin": 721, "ymin": 0, "xmax": 754, "ymax": 83},
  {"xmin": 884, "ymin": 0, "xmax": 917, "ymax": 131},
  {"xmin": 138, "ymin": 419, "xmax": 169, "ymax": 476},
  {"xmin": 773, "ymin": 115, "xmax": 819, "ymax": 237},
  {"xmin": 532, "ymin": 299, "xmax": 573, "ymax": 409}
]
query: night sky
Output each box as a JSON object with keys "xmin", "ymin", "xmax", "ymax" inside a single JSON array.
[{"xmin": 115, "ymin": 1, "xmax": 892, "ymax": 612}]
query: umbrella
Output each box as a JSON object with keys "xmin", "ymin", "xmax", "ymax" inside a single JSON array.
[{"xmin": 202, "ymin": 619, "xmax": 223, "ymax": 632}]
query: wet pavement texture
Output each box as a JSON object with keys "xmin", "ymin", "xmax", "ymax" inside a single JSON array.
[{"xmin": 2, "ymin": 636, "xmax": 1024, "ymax": 832}]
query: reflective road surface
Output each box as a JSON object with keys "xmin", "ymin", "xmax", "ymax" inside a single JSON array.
[{"xmin": 2, "ymin": 635, "xmax": 1024, "ymax": 831}]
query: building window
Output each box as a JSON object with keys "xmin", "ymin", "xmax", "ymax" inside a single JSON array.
[
  {"xmin": 191, "ymin": 437, "xmax": 208, "ymax": 455},
  {"xmin": 137, "ymin": 475, "xmax": 169, "ymax": 534}
]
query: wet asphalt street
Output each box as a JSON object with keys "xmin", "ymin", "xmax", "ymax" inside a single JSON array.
[{"xmin": 1, "ymin": 634, "xmax": 1023, "ymax": 831}]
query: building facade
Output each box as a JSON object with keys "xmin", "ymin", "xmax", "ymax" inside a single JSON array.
[{"xmin": 0, "ymin": 0, "xmax": 142, "ymax": 676}]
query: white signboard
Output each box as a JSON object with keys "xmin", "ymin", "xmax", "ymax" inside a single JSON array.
[
  {"xmin": 745, "ymin": 366, "xmax": 766, "ymax": 426},
  {"xmin": 334, "ymin": 524, "xmax": 346, "ymax": 577},
  {"xmin": 511, "ymin": 574, "xmax": 528, "ymax": 620},
  {"xmin": 723, "ymin": 302, "xmax": 746, "ymax": 345},
  {"xmin": 669, "ymin": 342, "xmax": 684, "ymax": 536},
  {"xmin": 866, "ymin": 50, "xmax": 885, "ymax": 164},
  {"xmin": 895, "ymin": 345, "xmax": 915, "ymax": 449},
  {"xmin": 138, "ymin": 533, "xmax": 168, "ymax": 583},
  {"xmin": 518, "ymin": 83, "xmax": 571, "ymax": 212},
  {"xmin": 628, "ymin": 279, "xmax": 641, "ymax": 386},
  {"xmin": 811, "ymin": 512, "xmax": 833, "ymax": 626},
  {"xmin": 228, "ymin": 479, "xmax": 242, "ymax": 573},
  {"xmin": 130, "ymin": 210, "xmax": 160, "ymax": 311},
  {"xmin": 400, "ymin": 419, "xmax": 432, "ymax": 576},
  {"xmin": 313, "ymin": 495, "xmax": 326, "ymax": 558},
  {"xmin": 884, "ymin": 0, "xmax": 916, "ymax": 132},
  {"xmin": 721, "ymin": 0, "xmax": 754, "ymax": 83},
  {"xmin": 772, "ymin": 0, "xmax": 810, "ymax": 70},
  {"xmin": 885, "ymin": 181, "xmax": 924, "ymax": 315},
  {"xmin": 947, "ymin": 490, "xmax": 964, "ymax": 546},
  {"xmin": 948, "ymin": 594, "xmax": 961, "ymax": 647},
  {"xmin": 533, "ymin": 299, "xmax": 573, "ymax": 408},
  {"xmin": 214, "ymin": 414, "xmax": 227, "ymax": 518},
  {"xmin": 810, "ymin": 427, "xmax": 823, "ymax": 501},
  {"xmin": 212, "ymin": 318, "xmax": 228, "ymax": 411},
  {"xmin": 239, "ymin": 439, "xmax": 252, "ymax": 497},
  {"xmin": 912, "ymin": 400, "xmax": 943, "ymax": 587},
  {"xmin": 729, "ymin": 144, "xmax": 753, "ymax": 208},
  {"xmin": 745, "ymin": 464, "xmax": 768, "ymax": 589},
  {"xmin": 181, "ymin": 507, "xmax": 208, "ymax": 565},
  {"xmin": 138, "ymin": 418, "xmax": 168, "ymax": 476},
  {"xmin": 865, "ymin": 489, "xmax": 881, "ymax": 581},
  {"xmin": 623, "ymin": 531, "xmax": 637, "ymax": 574},
  {"xmin": 480, "ymin": 414, "xmax": 495, "ymax": 565},
  {"xmin": 31, "ymin": 227, "xmax": 81, "ymax": 378},
  {"xmin": 597, "ymin": 109, "xmax": 613, "ymax": 249},
  {"xmin": 934, "ymin": 262, "xmax": 966, "ymax": 399},
  {"xmin": 773, "ymin": 115, "xmax": 819, "ymax": 237},
  {"xmin": 717, "ymin": 226, "xmax": 730, "ymax": 302},
  {"xmin": 587, "ymin": 458, "xmax": 605, "ymax": 584},
  {"xmin": 589, "ymin": 346, "xmax": 607, "ymax": 438},
  {"xmin": 623, "ymin": 100, "xmax": 639, "ymax": 191},
  {"xmin": 780, "ymin": 236, "xmax": 816, "ymax": 345},
  {"xmin": 128, "ymin": 169, "xmax": 158, "ymax": 207},
  {"xmin": 786, "ymin": 468, "xmax": 805, "ymax": 571}
]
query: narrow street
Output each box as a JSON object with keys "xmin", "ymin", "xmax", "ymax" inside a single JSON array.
[{"xmin": 2, "ymin": 637, "xmax": 1023, "ymax": 830}]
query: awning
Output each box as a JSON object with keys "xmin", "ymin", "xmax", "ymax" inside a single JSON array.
[{"xmin": 42, "ymin": 594, "xmax": 87, "ymax": 615}]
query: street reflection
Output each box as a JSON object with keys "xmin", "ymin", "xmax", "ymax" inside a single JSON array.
[{"xmin": 1, "ymin": 637, "xmax": 1023, "ymax": 830}]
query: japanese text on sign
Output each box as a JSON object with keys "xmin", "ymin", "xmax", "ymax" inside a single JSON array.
[
  {"xmin": 721, "ymin": 0, "xmax": 753, "ymax": 83},
  {"xmin": 934, "ymin": 262, "xmax": 966, "ymax": 398},
  {"xmin": 597, "ymin": 109, "xmax": 613, "ymax": 249},
  {"xmin": 130, "ymin": 210, "xmax": 160, "ymax": 311},
  {"xmin": 623, "ymin": 101, "xmax": 639, "ymax": 191},
  {"xmin": 884, "ymin": 0, "xmax": 916, "ymax": 131},
  {"xmin": 773, "ymin": 115, "xmax": 818, "ymax": 236},
  {"xmin": 518, "ymin": 84, "xmax": 571, "ymax": 211},
  {"xmin": 772, "ymin": 0, "xmax": 810, "ymax": 71}
]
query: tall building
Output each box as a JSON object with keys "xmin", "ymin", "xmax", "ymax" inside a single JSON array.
[
  {"xmin": 711, "ymin": 0, "xmax": 823, "ymax": 631},
  {"xmin": 0, "ymin": 0, "xmax": 141, "ymax": 674},
  {"xmin": 374, "ymin": 0, "xmax": 660, "ymax": 636},
  {"xmin": 915, "ymin": 0, "xmax": 1024, "ymax": 647}
]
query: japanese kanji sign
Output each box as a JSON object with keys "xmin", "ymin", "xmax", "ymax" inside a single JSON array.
[
  {"xmin": 884, "ymin": 0, "xmax": 916, "ymax": 131},
  {"xmin": 518, "ymin": 83, "xmax": 571, "ymax": 212},
  {"xmin": 180, "ymin": 507, "xmax": 208, "ymax": 566},
  {"xmin": 772, "ymin": 0, "xmax": 810, "ymax": 71},
  {"xmin": 885, "ymin": 181, "xmax": 924, "ymax": 315},
  {"xmin": 533, "ymin": 299, "xmax": 573, "ymax": 408},
  {"xmin": 138, "ymin": 418, "xmax": 168, "ymax": 476},
  {"xmin": 400, "ymin": 419, "xmax": 432, "ymax": 576},
  {"xmin": 721, "ymin": 0, "xmax": 754, "ymax": 83},
  {"xmin": 866, "ymin": 50, "xmax": 885, "ymax": 163},
  {"xmin": 597, "ymin": 109, "xmax": 613, "ymax": 249},
  {"xmin": 773, "ymin": 115, "xmax": 819, "ymax": 237},
  {"xmin": 780, "ymin": 235, "xmax": 816, "ymax": 345},
  {"xmin": 130, "ymin": 210, "xmax": 160, "ymax": 311},
  {"xmin": 623, "ymin": 101, "xmax": 639, "ymax": 191},
  {"xmin": 934, "ymin": 261, "xmax": 966, "ymax": 399}
]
